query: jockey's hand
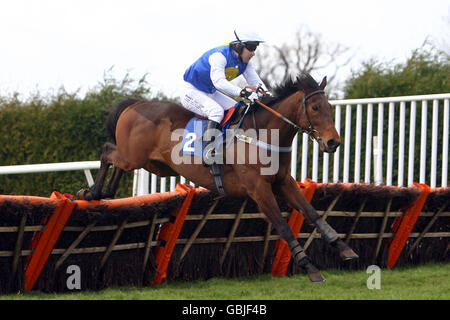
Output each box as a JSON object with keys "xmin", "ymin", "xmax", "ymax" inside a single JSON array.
[
  {"xmin": 257, "ymin": 90, "xmax": 273, "ymax": 99},
  {"xmin": 240, "ymin": 88, "xmax": 259, "ymax": 103}
]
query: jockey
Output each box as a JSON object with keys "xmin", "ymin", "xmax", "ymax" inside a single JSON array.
[{"xmin": 180, "ymin": 30, "xmax": 270, "ymax": 164}]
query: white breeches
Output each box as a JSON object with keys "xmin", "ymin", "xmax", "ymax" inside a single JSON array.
[{"xmin": 180, "ymin": 82, "xmax": 237, "ymax": 123}]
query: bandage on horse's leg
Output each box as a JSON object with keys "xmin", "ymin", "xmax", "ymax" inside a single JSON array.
[
  {"xmin": 288, "ymin": 240, "xmax": 325, "ymax": 282},
  {"xmin": 274, "ymin": 175, "xmax": 359, "ymax": 261},
  {"xmin": 250, "ymin": 181, "xmax": 325, "ymax": 282}
]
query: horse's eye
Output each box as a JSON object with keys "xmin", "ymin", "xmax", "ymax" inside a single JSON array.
[{"xmin": 312, "ymin": 105, "xmax": 320, "ymax": 111}]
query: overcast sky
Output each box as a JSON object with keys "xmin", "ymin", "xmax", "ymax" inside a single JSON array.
[{"xmin": 0, "ymin": 0, "xmax": 448, "ymax": 99}]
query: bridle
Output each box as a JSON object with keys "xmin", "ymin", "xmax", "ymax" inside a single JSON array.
[
  {"xmin": 254, "ymin": 88, "xmax": 325, "ymax": 144},
  {"xmin": 300, "ymin": 89, "xmax": 325, "ymax": 142}
]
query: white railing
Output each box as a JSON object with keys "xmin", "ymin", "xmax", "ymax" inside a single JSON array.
[
  {"xmin": 292, "ymin": 93, "xmax": 449, "ymax": 188},
  {"xmin": 0, "ymin": 161, "xmax": 100, "ymax": 187},
  {"xmin": 0, "ymin": 93, "xmax": 448, "ymax": 196}
]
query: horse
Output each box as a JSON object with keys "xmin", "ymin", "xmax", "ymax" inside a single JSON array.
[{"xmin": 77, "ymin": 72, "xmax": 358, "ymax": 282}]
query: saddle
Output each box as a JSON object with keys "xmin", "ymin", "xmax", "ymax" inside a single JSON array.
[{"xmin": 194, "ymin": 101, "xmax": 247, "ymax": 127}]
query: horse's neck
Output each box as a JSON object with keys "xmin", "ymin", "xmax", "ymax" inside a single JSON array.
[{"xmin": 258, "ymin": 93, "xmax": 301, "ymax": 146}]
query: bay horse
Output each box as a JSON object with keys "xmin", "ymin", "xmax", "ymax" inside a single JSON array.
[{"xmin": 77, "ymin": 72, "xmax": 358, "ymax": 282}]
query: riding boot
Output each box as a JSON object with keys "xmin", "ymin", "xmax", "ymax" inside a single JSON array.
[{"xmin": 203, "ymin": 120, "xmax": 221, "ymax": 166}]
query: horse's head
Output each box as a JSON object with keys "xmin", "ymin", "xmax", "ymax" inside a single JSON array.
[{"xmin": 296, "ymin": 74, "xmax": 340, "ymax": 153}]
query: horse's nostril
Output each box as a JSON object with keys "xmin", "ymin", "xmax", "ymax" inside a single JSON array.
[{"xmin": 327, "ymin": 139, "xmax": 340, "ymax": 149}]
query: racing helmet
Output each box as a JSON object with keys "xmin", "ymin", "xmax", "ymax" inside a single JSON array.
[{"xmin": 230, "ymin": 30, "xmax": 265, "ymax": 54}]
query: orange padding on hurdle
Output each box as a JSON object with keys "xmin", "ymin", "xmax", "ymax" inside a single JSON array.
[
  {"xmin": 0, "ymin": 183, "xmax": 205, "ymax": 291},
  {"xmin": 24, "ymin": 192, "xmax": 77, "ymax": 291},
  {"xmin": 0, "ymin": 195, "xmax": 55, "ymax": 204},
  {"xmin": 153, "ymin": 184, "xmax": 196, "ymax": 285},
  {"xmin": 272, "ymin": 178, "xmax": 317, "ymax": 277},
  {"xmin": 387, "ymin": 182, "xmax": 430, "ymax": 269}
]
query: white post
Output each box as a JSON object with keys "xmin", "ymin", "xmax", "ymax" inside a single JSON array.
[
  {"xmin": 430, "ymin": 100, "xmax": 439, "ymax": 188},
  {"xmin": 133, "ymin": 169, "xmax": 149, "ymax": 196},
  {"xmin": 322, "ymin": 152, "xmax": 329, "ymax": 184},
  {"xmin": 291, "ymin": 133, "xmax": 298, "ymax": 179},
  {"xmin": 151, "ymin": 173, "xmax": 157, "ymax": 194},
  {"xmin": 420, "ymin": 100, "xmax": 428, "ymax": 184},
  {"xmin": 312, "ymin": 140, "xmax": 319, "ymax": 181},
  {"xmin": 386, "ymin": 102, "xmax": 395, "ymax": 186},
  {"xmin": 83, "ymin": 169, "xmax": 95, "ymax": 187},
  {"xmin": 375, "ymin": 103, "xmax": 384, "ymax": 185},
  {"xmin": 160, "ymin": 177, "xmax": 167, "ymax": 193},
  {"xmin": 442, "ymin": 99, "xmax": 449, "ymax": 187},
  {"xmin": 354, "ymin": 104, "xmax": 362, "ymax": 183},
  {"xmin": 132, "ymin": 170, "xmax": 139, "ymax": 196},
  {"xmin": 301, "ymin": 133, "xmax": 309, "ymax": 181},
  {"xmin": 373, "ymin": 136, "xmax": 380, "ymax": 185},
  {"xmin": 408, "ymin": 101, "xmax": 417, "ymax": 187},
  {"xmin": 170, "ymin": 176, "xmax": 177, "ymax": 191},
  {"xmin": 364, "ymin": 103, "xmax": 373, "ymax": 184},
  {"xmin": 398, "ymin": 101, "xmax": 406, "ymax": 187},
  {"xmin": 333, "ymin": 105, "xmax": 341, "ymax": 182},
  {"xmin": 343, "ymin": 104, "xmax": 352, "ymax": 183}
]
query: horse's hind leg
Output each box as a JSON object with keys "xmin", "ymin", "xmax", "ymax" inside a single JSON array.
[
  {"xmin": 101, "ymin": 167, "xmax": 124, "ymax": 198},
  {"xmin": 76, "ymin": 142, "xmax": 115, "ymax": 200},
  {"xmin": 249, "ymin": 181, "xmax": 325, "ymax": 282}
]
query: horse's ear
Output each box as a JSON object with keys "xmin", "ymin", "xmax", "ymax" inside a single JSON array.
[{"xmin": 319, "ymin": 76, "xmax": 327, "ymax": 90}]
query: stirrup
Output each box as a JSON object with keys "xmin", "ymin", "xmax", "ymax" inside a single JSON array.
[
  {"xmin": 203, "ymin": 147, "xmax": 214, "ymax": 167},
  {"xmin": 203, "ymin": 143, "xmax": 219, "ymax": 166}
]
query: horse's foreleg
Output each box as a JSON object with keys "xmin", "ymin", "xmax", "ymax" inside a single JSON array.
[
  {"xmin": 274, "ymin": 176, "xmax": 358, "ymax": 261},
  {"xmin": 249, "ymin": 182, "xmax": 325, "ymax": 282}
]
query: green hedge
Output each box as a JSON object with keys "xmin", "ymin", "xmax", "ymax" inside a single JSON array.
[
  {"xmin": 344, "ymin": 44, "xmax": 449, "ymax": 98},
  {"xmin": 0, "ymin": 73, "xmax": 159, "ymax": 197}
]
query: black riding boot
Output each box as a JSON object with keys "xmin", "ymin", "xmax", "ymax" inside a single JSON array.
[{"xmin": 203, "ymin": 120, "xmax": 221, "ymax": 166}]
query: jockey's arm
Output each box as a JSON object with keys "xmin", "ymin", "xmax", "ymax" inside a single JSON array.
[
  {"xmin": 242, "ymin": 62, "xmax": 270, "ymax": 94},
  {"xmin": 209, "ymin": 52, "xmax": 242, "ymax": 97}
]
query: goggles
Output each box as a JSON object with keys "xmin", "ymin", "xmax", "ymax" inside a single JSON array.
[{"xmin": 244, "ymin": 41, "xmax": 259, "ymax": 52}]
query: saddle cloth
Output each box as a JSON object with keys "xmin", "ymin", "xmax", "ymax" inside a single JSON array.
[{"xmin": 180, "ymin": 105, "xmax": 241, "ymax": 156}]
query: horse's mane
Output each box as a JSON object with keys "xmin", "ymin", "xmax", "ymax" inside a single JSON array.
[{"xmin": 259, "ymin": 72, "xmax": 321, "ymax": 107}]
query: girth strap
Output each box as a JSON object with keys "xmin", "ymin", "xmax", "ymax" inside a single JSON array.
[
  {"xmin": 234, "ymin": 134, "xmax": 292, "ymax": 153},
  {"xmin": 210, "ymin": 164, "xmax": 226, "ymax": 196}
]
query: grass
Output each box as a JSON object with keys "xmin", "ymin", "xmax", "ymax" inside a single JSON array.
[{"xmin": 1, "ymin": 262, "xmax": 449, "ymax": 300}]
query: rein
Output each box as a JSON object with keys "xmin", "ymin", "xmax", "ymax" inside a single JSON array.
[{"xmin": 216, "ymin": 86, "xmax": 326, "ymax": 151}]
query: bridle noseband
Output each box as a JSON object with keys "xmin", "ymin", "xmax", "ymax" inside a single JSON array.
[{"xmin": 300, "ymin": 89, "xmax": 325, "ymax": 142}]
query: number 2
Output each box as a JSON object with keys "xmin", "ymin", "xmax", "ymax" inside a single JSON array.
[{"xmin": 183, "ymin": 133, "xmax": 197, "ymax": 153}]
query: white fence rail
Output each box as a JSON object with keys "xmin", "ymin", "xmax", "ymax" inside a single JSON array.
[
  {"xmin": 304, "ymin": 93, "xmax": 449, "ymax": 188},
  {"xmin": 0, "ymin": 93, "xmax": 448, "ymax": 195}
]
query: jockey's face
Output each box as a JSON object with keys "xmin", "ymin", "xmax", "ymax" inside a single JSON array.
[{"xmin": 240, "ymin": 46, "xmax": 256, "ymax": 63}]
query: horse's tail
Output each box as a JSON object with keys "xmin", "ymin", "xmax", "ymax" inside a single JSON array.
[{"xmin": 106, "ymin": 98, "xmax": 140, "ymax": 143}]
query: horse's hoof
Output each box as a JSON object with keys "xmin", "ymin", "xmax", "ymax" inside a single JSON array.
[
  {"xmin": 301, "ymin": 259, "xmax": 326, "ymax": 283},
  {"xmin": 340, "ymin": 248, "xmax": 359, "ymax": 261},
  {"xmin": 332, "ymin": 239, "xmax": 359, "ymax": 261},
  {"xmin": 76, "ymin": 188, "xmax": 92, "ymax": 200},
  {"xmin": 308, "ymin": 271, "xmax": 326, "ymax": 283}
]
